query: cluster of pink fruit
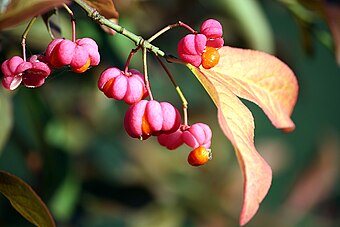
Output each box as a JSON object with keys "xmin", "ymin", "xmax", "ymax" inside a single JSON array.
[
  {"xmin": 177, "ymin": 19, "xmax": 224, "ymax": 69},
  {"xmin": 1, "ymin": 18, "xmax": 224, "ymax": 166},
  {"xmin": 98, "ymin": 66, "xmax": 213, "ymax": 166},
  {"xmin": 1, "ymin": 37, "xmax": 100, "ymax": 90}
]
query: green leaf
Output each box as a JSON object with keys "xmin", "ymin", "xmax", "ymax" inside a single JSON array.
[
  {"xmin": 0, "ymin": 170, "xmax": 56, "ymax": 227},
  {"xmin": 0, "ymin": 0, "xmax": 69, "ymax": 30}
]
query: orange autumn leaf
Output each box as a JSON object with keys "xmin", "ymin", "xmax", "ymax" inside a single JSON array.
[{"xmin": 188, "ymin": 46, "xmax": 298, "ymax": 226}]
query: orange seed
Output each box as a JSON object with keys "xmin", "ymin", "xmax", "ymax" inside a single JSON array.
[
  {"xmin": 201, "ymin": 47, "xmax": 220, "ymax": 69},
  {"xmin": 187, "ymin": 146, "xmax": 212, "ymax": 166},
  {"xmin": 73, "ymin": 58, "xmax": 91, "ymax": 73}
]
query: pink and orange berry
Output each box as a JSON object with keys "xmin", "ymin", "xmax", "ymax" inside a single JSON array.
[
  {"xmin": 1, "ymin": 37, "xmax": 100, "ymax": 90},
  {"xmin": 187, "ymin": 146, "xmax": 212, "ymax": 166},
  {"xmin": 1, "ymin": 18, "xmax": 218, "ymax": 167},
  {"xmin": 98, "ymin": 67, "xmax": 148, "ymax": 105},
  {"xmin": 177, "ymin": 33, "xmax": 207, "ymax": 67},
  {"xmin": 177, "ymin": 19, "xmax": 224, "ymax": 69},
  {"xmin": 124, "ymin": 100, "xmax": 181, "ymax": 140},
  {"xmin": 46, "ymin": 38, "xmax": 100, "ymax": 73},
  {"xmin": 1, "ymin": 55, "xmax": 52, "ymax": 90},
  {"xmin": 158, "ymin": 123, "xmax": 213, "ymax": 166}
]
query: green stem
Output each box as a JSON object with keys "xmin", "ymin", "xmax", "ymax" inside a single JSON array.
[
  {"xmin": 147, "ymin": 23, "xmax": 179, "ymax": 43},
  {"xmin": 147, "ymin": 21, "xmax": 196, "ymax": 43},
  {"xmin": 74, "ymin": 0, "xmax": 165, "ymax": 57},
  {"xmin": 147, "ymin": 21, "xmax": 196, "ymax": 42},
  {"xmin": 142, "ymin": 47, "xmax": 153, "ymax": 100},
  {"xmin": 21, "ymin": 16, "xmax": 37, "ymax": 61},
  {"xmin": 155, "ymin": 56, "xmax": 188, "ymax": 126}
]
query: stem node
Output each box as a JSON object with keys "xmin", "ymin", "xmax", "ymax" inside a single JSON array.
[{"xmin": 74, "ymin": 0, "xmax": 165, "ymax": 57}]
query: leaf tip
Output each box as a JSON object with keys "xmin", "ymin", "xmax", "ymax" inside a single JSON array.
[
  {"xmin": 282, "ymin": 125, "xmax": 295, "ymax": 133},
  {"xmin": 238, "ymin": 151, "xmax": 273, "ymax": 226}
]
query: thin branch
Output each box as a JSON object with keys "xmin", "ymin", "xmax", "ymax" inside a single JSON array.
[
  {"xmin": 63, "ymin": 3, "xmax": 76, "ymax": 42},
  {"xmin": 21, "ymin": 16, "xmax": 37, "ymax": 61},
  {"xmin": 124, "ymin": 47, "xmax": 140, "ymax": 74},
  {"xmin": 147, "ymin": 22, "xmax": 180, "ymax": 42},
  {"xmin": 178, "ymin": 21, "xmax": 196, "ymax": 34},
  {"xmin": 74, "ymin": 0, "xmax": 165, "ymax": 57},
  {"xmin": 142, "ymin": 47, "xmax": 153, "ymax": 100},
  {"xmin": 147, "ymin": 21, "xmax": 196, "ymax": 43},
  {"xmin": 165, "ymin": 55, "xmax": 186, "ymax": 64},
  {"xmin": 155, "ymin": 56, "xmax": 188, "ymax": 126}
]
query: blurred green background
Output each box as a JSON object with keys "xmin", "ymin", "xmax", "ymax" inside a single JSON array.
[{"xmin": 1, "ymin": 0, "xmax": 340, "ymax": 226}]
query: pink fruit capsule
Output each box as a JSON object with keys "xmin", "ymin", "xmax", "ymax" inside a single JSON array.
[
  {"xmin": 200, "ymin": 19, "xmax": 223, "ymax": 39},
  {"xmin": 20, "ymin": 55, "xmax": 52, "ymax": 88},
  {"xmin": 124, "ymin": 70, "xmax": 148, "ymax": 104},
  {"xmin": 177, "ymin": 34, "xmax": 207, "ymax": 67},
  {"xmin": 98, "ymin": 68, "xmax": 147, "ymax": 104},
  {"xmin": 1, "ymin": 56, "xmax": 25, "ymax": 90},
  {"xmin": 45, "ymin": 39, "xmax": 65, "ymax": 68},
  {"xmin": 46, "ymin": 38, "xmax": 100, "ymax": 73},
  {"xmin": 157, "ymin": 129, "xmax": 184, "ymax": 150},
  {"xmin": 200, "ymin": 19, "xmax": 224, "ymax": 49},
  {"xmin": 1, "ymin": 55, "xmax": 52, "ymax": 90},
  {"xmin": 98, "ymin": 67, "xmax": 125, "ymax": 98},
  {"xmin": 181, "ymin": 123, "xmax": 212, "ymax": 149},
  {"xmin": 124, "ymin": 100, "xmax": 181, "ymax": 140},
  {"xmin": 71, "ymin": 38, "xmax": 100, "ymax": 73},
  {"xmin": 75, "ymin": 38, "xmax": 100, "ymax": 66},
  {"xmin": 206, "ymin": 37, "xmax": 224, "ymax": 49}
]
